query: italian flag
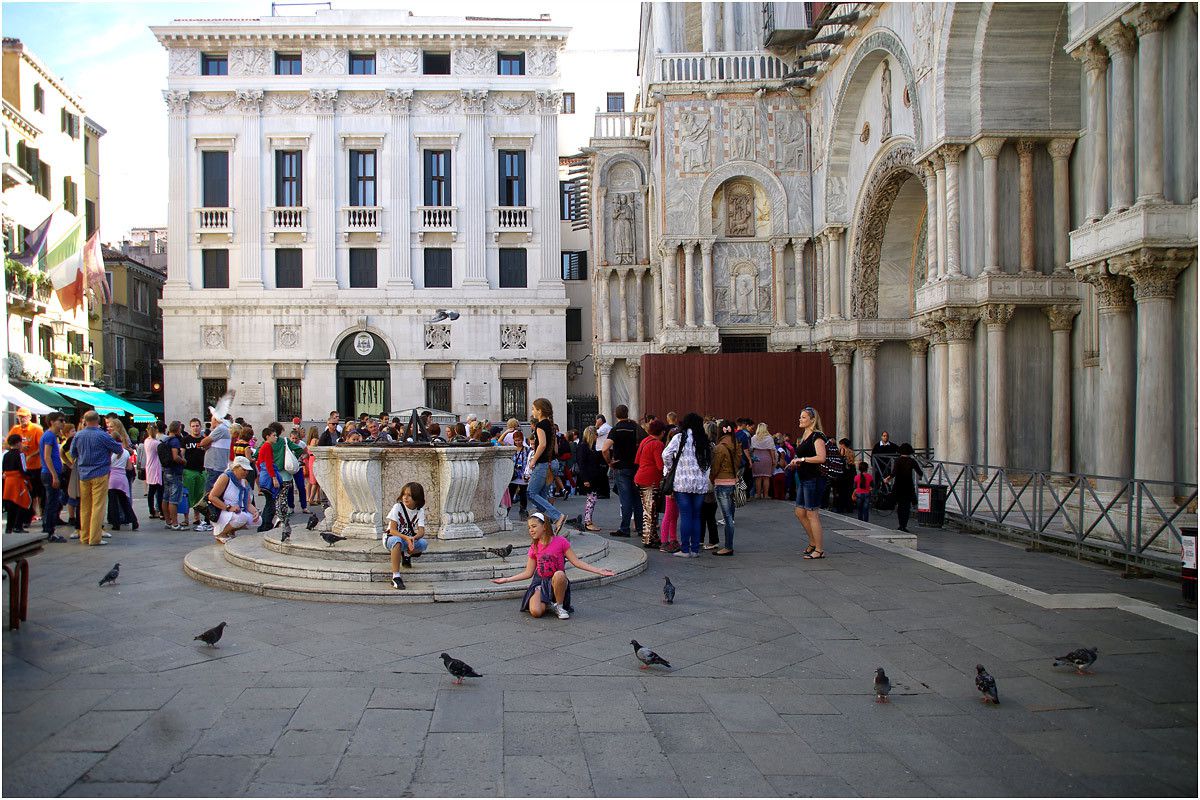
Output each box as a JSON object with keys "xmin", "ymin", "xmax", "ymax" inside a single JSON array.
[{"xmin": 42, "ymin": 210, "xmax": 85, "ymax": 310}]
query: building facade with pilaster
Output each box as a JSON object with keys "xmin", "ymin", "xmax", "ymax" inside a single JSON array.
[
  {"xmin": 153, "ymin": 10, "xmax": 568, "ymax": 425},
  {"xmin": 587, "ymin": 1, "xmax": 1196, "ymax": 488}
]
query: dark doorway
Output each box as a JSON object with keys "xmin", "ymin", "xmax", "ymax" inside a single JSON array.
[{"xmin": 336, "ymin": 332, "xmax": 390, "ymax": 418}]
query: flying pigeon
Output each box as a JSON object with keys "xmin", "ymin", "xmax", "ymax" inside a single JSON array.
[
  {"xmin": 440, "ymin": 652, "xmax": 482, "ymax": 685},
  {"xmin": 662, "ymin": 576, "xmax": 675, "ymax": 604},
  {"xmin": 194, "ymin": 621, "xmax": 227, "ymax": 648},
  {"xmin": 631, "ymin": 639, "xmax": 671, "ymax": 670},
  {"xmin": 320, "ymin": 532, "xmax": 347, "ymax": 547},
  {"xmin": 1053, "ymin": 647, "xmax": 1099, "ymax": 675},
  {"xmin": 484, "ymin": 544, "xmax": 513, "ymax": 559},
  {"xmin": 428, "ymin": 309, "xmax": 461, "ymax": 324},
  {"xmin": 98, "ymin": 563, "xmax": 120, "ymax": 587},
  {"xmin": 975, "ymin": 664, "xmax": 999, "ymax": 704},
  {"xmin": 874, "ymin": 667, "xmax": 892, "ymax": 703},
  {"xmin": 208, "ymin": 390, "xmax": 235, "ymax": 422},
  {"xmin": 306, "ymin": 513, "xmax": 319, "ymax": 531}
]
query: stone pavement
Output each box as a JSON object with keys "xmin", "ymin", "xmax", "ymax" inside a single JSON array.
[{"xmin": 3, "ymin": 493, "xmax": 1196, "ymax": 797}]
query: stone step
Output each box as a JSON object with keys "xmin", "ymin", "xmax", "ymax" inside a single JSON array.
[
  {"xmin": 183, "ymin": 536, "xmax": 648, "ymax": 604},
  {"xmin": 260, "ymin": 527, "xmax": 602, "ymax": 564}
]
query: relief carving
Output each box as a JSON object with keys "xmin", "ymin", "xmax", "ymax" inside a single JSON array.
[
  {"xmin": 727, "ymin": 107, "xmax": 756, "ymax": 161},
  {"xmin": 678, "ymin": 109, "xmax": 711, "ymax": 173},
  {"xmin": 725, "ymin": 182, "xmax": 755, "ymax": 238},
  {"xmin": 162, "ymin": 90, "xmax": 190, "ymax": 114},
  {"xmin": 268, "ymin": 93, "xmax": 308, "ymax": 114},
  {"xmin": 306, "ymin": 89, "xmax": 338, "ymax": 115},
  {"xmin": 419, "ymin": 92, "xmax": 460, "ymax": 115},
  {"xmin": 849, "ymin": 143, "xmax": 917, "ymax": 319},
  {"xmin": 382, "ymin": 88, "xmax": 413, "ymax": 114},
  {"xmin": 611, "ymin": 193, "xmax": 638, "ymax": 265},
  {"xmin": 275, "ymin": 325, "xmax": 300, "ymax": 350},
  {"xmin": 527, "ymin": 47, "xmax": 558, "ymax": 76},
  {"xmin": 424, "ymin": 324, "xmax": 451, "ymax": 350},
  {"xmin": 304, "ymin": 46, "xmax": 348, "ymax": 75},
  {"xmin": 233, "ymin": 89, "xmax": 264, "ymax": 114},
  {"xmin": 775, "ymin": 111, "xmax": 806, "ymax": 171},
  {"xmin": 379, "ymin": 47, "xmax": 420, "ymax": 74},
  {"xmin": 455, "ymin": 46, "xmax": 493, "ymax": 75},
  {"xmin": 338, "ymin": 92, "xmax": 384, "ymax": 114},
  {"xmin": 491, "ymin": 93, "xmax": 532, "ymax": 114},
  {"xmin": 500, "ymin": 324, "xmax": 528, "ymax": 350},
  {"xmin": 229, "ymin": 47, "xmax": 270, "ymax": 76},
  {"xmin": 168, "ymin": 49, "xmax": 200, "ymax": 76},
  {"xmin": 191, "ymin": 93, "xmax": 235, "ymax": 114},
  {"xmin": 880, "ymin": 59, "xmax": 893, "ymax": 141}
]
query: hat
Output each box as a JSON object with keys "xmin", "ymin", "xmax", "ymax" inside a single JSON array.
[
  {"xmin": 528, "ymin": 511, "xmax": 547, "ymax": 523},
  {"xmin": 292, "ymin": 417, "xmax": 301, "ymax": 426},
  {"xmin": 231, "ymin": 455, "xmax": 254, "ymax": 471},
  {"xmin": 15, "ymin": 407, "xmax": 30, "ymax": 416}
]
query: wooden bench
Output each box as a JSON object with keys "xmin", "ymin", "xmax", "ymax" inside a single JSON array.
[{"xmin": 3, "ymin": 532, "xmax": 44, "ymax": 631}]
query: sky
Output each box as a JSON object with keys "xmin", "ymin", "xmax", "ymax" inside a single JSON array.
[{"xmin": 0, "ymin": 0, "xmax": 642, "ymax": 243}]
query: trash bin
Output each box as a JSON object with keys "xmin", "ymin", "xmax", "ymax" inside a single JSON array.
[{"xmin": 915, "ymin": 484, "xmax": 947, "ymax": 528}]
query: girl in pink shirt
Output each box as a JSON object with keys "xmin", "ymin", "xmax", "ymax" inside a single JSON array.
[{"xmin": 492, "ymin": 512, "xmax": 615, "ymax": 619}]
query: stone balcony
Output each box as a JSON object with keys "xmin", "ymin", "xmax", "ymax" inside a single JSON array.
[
  {"xmin": 341, "ymin": 205, "xmax": 382, "ymax": 241},
  {"xmin": 416, "ymin": 205, "xmax": 457, "ymax": 240},
  {"xmin": 267, "ymin": 206, "xmax": 307, "ymax": 241},
  {"xmin": 1068, "ymin": 201, "xmax": 1198, "ymax": 268},
  {"xmin": 651, "ymin": 50, "xmax": 788, "ymax": 89},
  {"xmin": 493, "ymin": 206, "xmax": 532, "ymax": 240},
  {"xmin": 194, "ymin": 206, "xmax": 233, "ymax": 242},
  {"xmin": 593, "ymin": 111, "xmax": 644, "ymax": 139},
  {"xmin": 914, "ymin": 272, "xmax": 1082, "ymax": 316}
]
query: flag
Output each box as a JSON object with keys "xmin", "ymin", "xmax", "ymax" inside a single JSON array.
[
  {"xmin": 43, "ymin": 211, "xmax": 86, "ymax": 310},
  {"xmin": 11, "ymin": 212, "xmax": 52, "ymax": 267},
  {"xmin": 83, "ymin": 231, "xmax": 109, "ymax": 304}
]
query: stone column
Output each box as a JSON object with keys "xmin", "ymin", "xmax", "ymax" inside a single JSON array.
[
  {"xmin": 908, "ymin": 338, "xmax": 929, "ymax": 451},
  {"xmin": 1113, "ymin": 249, "xmax": 1189, "ymax": 483},
  {"xmin": 236, "ymin": 90, "xmax": 264, "ymax": 288},
  {"xmin": 922, "ymin": 160, "xmax": 940, "ymax": 283},
  {"xmin": 791, "ymin": 237, "xmax": 807, "ymax": 325},
  {"xmin": 1043, "ymin": 305, "xmax": 1079, "ymax": 474},
  {"xmin": 1016, "ymin": 140, "xmax": 1038, "ymax": 273},
  {"xmin": 462, "ymin": 90, "xmax": 489, "ymax": 287},
  {"xmin": 943, "ymin": 313, "xmax": 976, "ymax": 464},
  {"xmin": 653, "ymin": 1, "xmax": 672, "ymax": 52},
  {"xmin": 596, "ymin": 357, "xmax": 614, "ymax": 419},
  {"xmin": 1100, "ymin": 23, "xmax": 1137, "ymax": 214},
  {"xmin": 929, "ymin": 325, "xmax": 949, "ymax": 459},
  {"xmin": 386, "ymin": 90, "xmax": 414, "ymax": 288},
  {"xmin": 598, "ymin": 268, "xmax": 611, "ymax": 343},
  {"xmin": 626, "ymin": 360, "xmax": 641, "ymax": 422},
  {"xmin": 700, "ymin": 239, "xmax": 715, "ymax": 327},
  {"xmin": 683, "ymin": 239, "xmax": 697, "ymax": 328},
  {"xmin": 1077, "ymin": 40, "xmax": 1110, "ymax": 223},
  {"xmin": 857, "ymin": 340, "xmax": 881, "ymax": 450},
  {"xmin": 616, "ymin": 269, "xmax": 629, "ymax": 343},
  {"xmin": 814, "ymin": 233, "xmax": 826, "ymax": 322},
  {"xmin": 1084, "ymin": 266, "xmax": 1135, "ymax": 479},
  {"xmin": 702, "ymin": 2, "xmax": 719, "ymax": 51},
  {"xmin": 1125, "ymin": 4, "xmax": 1177, "ymax": 204},
  {"xmin": 934, "ymin": 155, "xmax": 948, "ymax": 280},
  {"xmin": 1048, "ymin": 139, "xmax": 1075, "ymax": 274},
  {"xmin": 830, "ymin": 343, "xmax": 854, "ymax": 442},
  {"xmin": 723, "ymin": 1, "xmax": 737, "ymax": 50},
  {"xmin": 660, "ymin": 240, "xmax": 678, "ymax": 328},
  {"xmin": 942, "ymin": 145, "xmax": 965, "ymax": 278},
  {"xmin": 163, "ymin": 91, "xmax": 190, "ymax": 291},
  {"xmin": 634, "ymin": 268, "xmax": 646, "ymax": 341},
  {"xmin": 983, "ymin": 304, "xmax": 1015, "ymax": 468},
  {"xmin": 827, "ymin": 226, "xmax": 845, "ymax": 320},
  {"xmin": 311, "ymin": 90, "xmax": 337, "ymax": 287},
  {"xmin": 536, "ymin": 91, "xmax": 562, "ymax": 282},
  {"xmin": 770, "ymin": 238, "xmax": 788, "ymax": 326},
  {"xmin": 650, "ymin": 263, "xmax": 662, "ymax": 335},
  {"xmin": 976, "ymin": 137, "xmax": 1005, "ymax": 274}
]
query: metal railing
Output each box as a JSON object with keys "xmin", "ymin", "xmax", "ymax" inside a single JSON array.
[
  {"xmin": 655, "ymin": 51, "xmax": 788, "ymax": 84},
  {"xmin": 594, "ymin": 111, "xmax": 642, "ymax": 138}
]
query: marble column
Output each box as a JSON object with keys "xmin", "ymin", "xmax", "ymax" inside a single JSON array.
[
  {"xmin": 770, "ymin": 238, "xmax": 787, "ymax": 326},
  {"xmin": 617, "ymin": 269, "xmax": 629, "ymax": 343},
  {"xmin": 1086, "ymin": 266, "xmax": 1135, "ymax": 480},
  {"xmin": 827, "ymin": 227, "xmax": 845, "ymax": 320},
  {"xmin": 596, "ymin": 358, "xmax": 614, "ymax": 420},
  {"xmin": 462, "ymin": 90, "xmax": 488, "ymax": 287},
  {"xmin": 920, "ymin": 161, "xmax": 938, "ymax": 285},
  {"xmin": 942, "ymin": 145, "xmax": 965, "ymax": 278},
  {"xmin": 162, "ymin": 91, "xmax": 190, "ymax": 290},
  {"xmin": 1016, "ymin": 140, "xmax": 1037, "ymax": 273},
  {"xmin": 236, "ymin": 90, "xmax": 264, "ymax": 288},
  {"xmin": 700, "ymin": 239, "xmax": 715, "ymax": 327},
  {"xmin": 312, "ymin": 91, "xmax": 337, "ymax": 286},
  {"xmin": 857, "ymin": 340, "xmax": 881, "ymax": 450},
  {"xmin": 976, "ymin": 138, "xmax": 1005, "ymax": 274},
  {"xmin": 1048, "ymin": 139, "xmax": 1075, "ymax": 274},
  {"xmin": 702, "ymin": 2, "xmax": 719, "ymax": 51},
  {"xmin": 653, "ymin": 1, "xmax": 672, "ymax": 52},
  {"xmin": 1101, "ymin": 23, "xmax": 1137, "ymax": 214},
  {"xmin": 536, "ymin": 91, "xmax": 562, "ymax": 282},
  {"xmin": 830, "ymin": 343, "xmax": 854, "ymax": 442},
  {"xmin": 386, "ymin": 90, "xmax": 414, "ymax": 288},
  {"xmin": 934, "ymin": 155, "xmax": 948, "ymax": 280},
  {"xmin": 683, "ymin": 240, "xmax": 697, "ymax": 328},
  {"xmin": 1113, "ymin": 249, "xmax": 1189, "ymax": 483},
  {"xmin": 983, "ymin": 304, "xmax": 1015, "ymax": 468},
  {"xmin": 634, "ymin": 268, "xmax": 646, "ymax": 341},
  {"xmin": 1125, "ymin": 4, "xmax": 1177, "ymax": 204},
  {"xmin": 943, "ymin": 313, "xmax": 976, "ymax": 464},
  {"xmin": 626, "ymin": 361, "xmax": 641, "ymax": 422},
  {"xmin": 931, "ymin": 326, "xmax": 949, "ymax": 459},
  {"xmin": 790, "ymin": 237, "xmax": 807, "ymax": 325},
  {"xmin": 598, "ymin": 269, "xmax": 611, "ymax": 343},
  {"xmin": 1043, "ymin": 305, "xmax": 1079, "ymax": 474},
  {"xmin": 660, "ymin": 240, "xmax": 678, "ymax": 328},
  {"xmin": 650, "ymin": 264, "xmax": 662, "ymax": 335},
  {"xmin": 815, "ymin": 233, "xmax": 826, "ymax": 322},
  {"xmin": 1077, "ymin": 40, "xmax": 1110, "ymax": 223},
  {"xmin": 908, "ymin": 338, "xmax": 929, "ymax": 451}
]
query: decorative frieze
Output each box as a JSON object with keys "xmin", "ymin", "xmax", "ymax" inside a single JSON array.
[
  {"xmin": 455, "ymin": 45, "xmax": 493, "ymax": 76},
  {"xmin": 527, "ymin": 47, "xmax": 557, "ymax": 76},
  {"xmin": 229, "ymin": 47, "xmax": 270, "ymax": 76},
  {"xmin": 274, "ymin": 324, "xmax": 300, "ymax": 349},
  {"xmin": 424, "ymin": 324, "xmax": 451, "ymax": 350},
  {"xmin": 304, "ymin": 45, "xmax": 348, "ymax": 75},
  {"xmin": 168, "ymin": 49, "xmax": 200, "ymax": 76},
  {"xmin": 500, "ymin": 324, "xmax": 528, "ymax": 350},
  {"xmin": 379, "ymin": 47, "xmax": 420, "ymax": 75},
  {"xmin": 201, "ymin": 325, "xmax": 226, "ymax": 349}
]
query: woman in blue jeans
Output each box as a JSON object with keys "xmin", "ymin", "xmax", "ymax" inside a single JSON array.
[
  {"xmin": 789, "ymin": 407, "xmax": 828, "ymax": 559},
  {"xmin": 709, "ymin": 420, "xmax": 742, "ymax": 555},
  {"xmin": 662, "ymin": 412, "xmax": 712, "ymax": 558},
  {"xmin": 523, "ymin": 397, "xmax": 567, "ymax": 535}
]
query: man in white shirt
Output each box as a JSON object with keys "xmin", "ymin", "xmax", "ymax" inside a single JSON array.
[{"xmin": 594, "ymin": 414, "xmax": 611, "ymax": 451}]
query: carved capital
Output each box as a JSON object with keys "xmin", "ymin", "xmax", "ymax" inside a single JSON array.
[
  {"xmin": 1110, "ymin": 247, "xmax": 1191, "ymax": 301},
  {"xmin": 982, "ymin": 303, "xmax": 1016, "ymax": 328},
  {"xmin": 1076, "ymin": 39, "xmax": 1110, "ymax": 74},
  {"xmin": 595, "ymin": 357, "xmax": 615, "ymax": 373},
  {"xmin": 939, "ymin": 143, "xmax": 965, "ymax": 166},
  {"xmin": 535, "ymin": 90, "xmax": 562, "ymax": 115},
  {"xmin": 1123, "ymin": 3, "xmax": 1178, "ymax": 36},
  {"xmin": 1047, "ymin": 138, "xmax": 1075, "ymax": 161},
  {"xmin": 626, "ymin": 361, "xmax": 641, "ymax": 380},
  {"xmin": 699, "ymin": 344, "xmax": 721, "ymax": 355},
  {"xmin": 790, "ymin": 236, "xmax": 807, "ymax": 250},
  {"xmin": 163, "ymin": 89, "xmax": 190, "ymax": 114},
  {"xmin": 383, "ymin": 88, "xmax": 413, "ymax": 114},
  {"xmin": 307, "ymin": 89, "xmax": 338, "ymax": 115},
  {"xmin": 1082, "ymin": 261, "xmax": 1135, "ymax": 310},
  {"xmin": 769, "ymin": 237, "xmax": 788, "ymax": 255},
  {"xmin": 1015, "ymin": 138, "xmax": 1038, "ymax": 160},
  {"xmin": 975, "ymin": 137, "xmax": 1005, "ymax": 160},
  {"xmin": 855, "ymin": 339, "xmax": 882, "ymax": 360},
  {"xmin": 828, "ymin": 342, "xmax": 855, "ymax": 366},
  {"xmin": 1099, "ymin": 21, "xmax": 1138, "ymax": 58},
  {"xmin": 907, "ymin": 338, "xmax": 930, "ymax": 357},
  {"xmin": 461, "ymin": 89, "xmax": 488, "ymax": 114},
  {"xmin": 921, "ymin": 160, "xmax": 938, "ymax": 183},
  {"xmin": 658, "ymin": 239, "xmax": 678, "ymax": 262},
  {"xmin": 1043, "ymin": 304, "xmax": 1080, "ymax": 332},
  {"xmin": 942, "ymin": 311, "xmax": 978, "ymax": 341},
  {"xmin": 233, "ymin": 89, "xmax": 264, "ymax": 114},
  {"xmin": 699, "ymin": 239, "xmax": 715, "ymax": 256}
]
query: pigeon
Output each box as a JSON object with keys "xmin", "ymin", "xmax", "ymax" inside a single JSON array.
[
  {"xmin": 631, "ymin": 639, "xmax": 671, "ymax": 670},
  {"xmin": 208, "ymin": 390, "xmax": 235, "ymax": 422},
  {"xmin": 662, "ymin": 576, "xmax": 675, "ymax": 604},
  {"xmin": 279, "ymin": 523, "xmax": 291, "ymax": 543},
  {"xmin": 98, "ymin": 563, "xmax": 120, "ymax": 587},
  {"xmin": 306, "ymin": 513, "xmax": 319, "ymax": 531},
  {"xmin": 975, "ymin": 664, "xmax": 999, "ymax": 704},
  {"xmin": 874, "ymin": 667, "xmax": 892, "ymax": 703},
  {"xmin": 1053, "ymin": 647, "xmax": 1099, "ymax": 675},
  {"xmin": 194, "ymin": 621, "xmax": 227, "ymax": 648},
  {"xmin": 484, "ymin": 544, "xmax": 513, "ymax": 559},
  {"xmin": 320, "ymin": 531, "xmax": 347, "ymax": 547},
  {"xmin": 440, "ymin": 652, "xmax": 482, "ymax": 685},
  {"xmin": 428, "ymin": 309, "xmax": 461, "ymax": 323}
]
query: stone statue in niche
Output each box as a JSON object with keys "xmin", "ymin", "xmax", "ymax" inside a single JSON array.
[
  {"xmin": 881, "ymin": 60, "xmax": 893, "ymax": 141},
  {"xmin": 611, "ymin": 193, "xmax": 637, "ymax": 265},
  {"xmin": 728, "ymin": 107, "xmax": 755, "ymax": 161},
  {"xmin": 725, "ymin": 183, "xmax": 755, "ymax": 238},
  {"xmin": 732, "ymin": 262, "xmax": 758, "ymax": 315},
  {"xmin": 679, "ymin": 110, "xmax": 711, "ymax": 172}
]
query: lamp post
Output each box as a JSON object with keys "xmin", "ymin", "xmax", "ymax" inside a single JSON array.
[{"xmin": 82, "ymin": 343, "xmax": 94, "ymax": 384}]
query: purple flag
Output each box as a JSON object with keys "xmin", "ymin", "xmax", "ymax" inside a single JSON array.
[{"xmin": 12, "ymin": 212, "xmax": 52, "ymax": 267}]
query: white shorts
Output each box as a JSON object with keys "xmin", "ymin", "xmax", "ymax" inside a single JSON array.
[{"xmin": 215, "ymin": 509, "xmax": 256, "ymax": 532}]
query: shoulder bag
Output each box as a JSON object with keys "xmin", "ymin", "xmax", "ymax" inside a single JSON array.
[{"xmin": 661, "ymin": 436, "xmax": 681, "ymax": 497}]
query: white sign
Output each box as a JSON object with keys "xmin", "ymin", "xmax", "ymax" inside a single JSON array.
[
  {"xmin": 353, "ymin": 332, "xmax": 374, "ymax": 356},
  {"xmin": 917, "ymin": 486, "xmax": 931, "ymax": 513},
  {"xmin": 1183, "ymin": 535, "xmax": 1197, "ymax": 570}
]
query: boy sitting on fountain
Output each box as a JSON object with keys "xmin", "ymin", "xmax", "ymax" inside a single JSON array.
[{"xmin": 384, "ymin": 481, "xmax": 428, "ymax": 589}]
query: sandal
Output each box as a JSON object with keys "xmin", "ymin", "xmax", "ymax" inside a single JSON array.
[
  {"xmin": 553, "ymin": 515, "xmax": 566, "ymax": 535},
  {"xmin": 803, "ymin": 549, "xmax": 826, "ymax": 559},
  {"xmin": 802, "ymin": 544, "xmax": 816, "ymax": 556},
  {"xmin": 585, "ymin": 523, "xmax": 602, "ymax": 532},
  {"xmin": 714, "ymin": 549, "xmax": 734, "ymax": 556}
]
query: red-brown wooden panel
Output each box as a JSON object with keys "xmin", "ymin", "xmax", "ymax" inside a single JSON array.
[{"xmin": 639, "ymin": 352, "xmax": 837, "ymax": 440}]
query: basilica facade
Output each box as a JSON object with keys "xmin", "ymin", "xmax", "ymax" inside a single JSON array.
[{"xmin": 589, "ymin": 1, "xmax": 1196, "ymax": 485}]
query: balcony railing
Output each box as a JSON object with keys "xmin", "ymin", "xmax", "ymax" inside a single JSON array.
[
  {"xmin": 494, "ymin": 206, "xmax": 532, "ymax": 236},
  {"xmin": 194, "ymin": 207, "xmax": 234, "ymax": 241},
  {"xmin": 594, "ymin": 112, "xmax": 642, "ymax": 139},
  {"xmin": 654, "ymin": 51, "xmax": 788, "ymax": 84},
  {"xmin": 416, "ymin": 205, "xmax": 457, "ymax": 240},
  {"xmin": 342, "ymin": 206, "xmax": 382, "ymax": 240},
  {"xmin": 5, "ymin": 273, "xmax": 52, "ymax": 306},
  {"xmin": 268, "ymin": 206, "xmax": 308, "ymax": 240}
]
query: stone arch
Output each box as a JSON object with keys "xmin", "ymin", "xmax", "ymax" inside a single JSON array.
[
  {"xmin": 695, "ymin": 160, "xmax": 789, "ymax": 236},
  {"xmin": 328, "ymin": 325, "xmax": 395, "ymax": 361},
  {"xmin": 848, "ymin": 139, "xmax": 923, "ymax": 319},
  {"xmin": 824, "ymin": 28, "xmax": 924, "ymax": 224},
  {"xmin": 600, "ymin": 155, "xmax": 646, "ymax": 189}
]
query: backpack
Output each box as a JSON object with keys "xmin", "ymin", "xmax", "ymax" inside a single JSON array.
[
  {"xmin": 156, "ymin": 438, "xmax": 174, "ymax": 467},
  {"xmin": 820, "ymin": 437, "xmax": 847, "ymax": 481}
]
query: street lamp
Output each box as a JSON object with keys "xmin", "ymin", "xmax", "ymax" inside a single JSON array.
[
  {"xmin": 50, "ymin": 319, "xmax": 65, "ymax": 336},
  {"xmin": 82, "ymin": 343, "xmax": 93, "ymax": 367}
]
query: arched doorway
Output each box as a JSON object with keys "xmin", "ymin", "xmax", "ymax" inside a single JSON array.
[{"xmin": 335, "ymin": 331, "xmax": 390, "ymax": 418}]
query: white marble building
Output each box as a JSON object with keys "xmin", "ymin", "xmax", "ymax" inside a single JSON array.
[
  {"xmin": 152, "ymin": 9, "xmax": 569, "ymax": 424},
  {"xmin": 588, "ymin": 1, "xmax": 1197, "ymax": 486}
]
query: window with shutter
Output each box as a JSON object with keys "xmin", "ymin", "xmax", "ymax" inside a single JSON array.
[
  {"xmin": 275, "ymin": 249, "xmax": 303, "ymax": 288},
  {"xmin": 349, "ymin": 150, "xmax": 376, "ymax": 206},
  {"xmin": 423, "ymin": 150, "xmax": 451, "ymax": 206},
  {"xmin": 202, "ymin": 250, "xmax": 229, "ymax": 288},
  {"xmin": 423, "ymin": 248, "xmax": 452, "ymax": 288},
  {"xmin": 498, "ymin": 248, "xmax": 527, "ymax": 288},
  {"xmin": 348, "ymin": 248, "xmax": 377, "ymax": 288},
  {"xmin": 499, "ymin": 150, "xmax": 526, "ymax": 206},
  {"xmin": 201, "ymin": 151, "xmax": 229, "ymax": 207}
]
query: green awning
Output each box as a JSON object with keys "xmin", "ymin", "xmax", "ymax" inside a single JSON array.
[
  {"xmin": 19, "ymin": 382, "xmax": 76, "ymax": 412},
  {"xmin": 50, "ymin": 386, "xmax": 158, "ymax": 423}
]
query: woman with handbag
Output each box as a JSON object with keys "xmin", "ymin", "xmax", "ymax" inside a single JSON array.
[
  {"xmin": 633, "ymin": 420, "xmax": 667, "ymax": 550},
  {"xmin": 709, "ymin": 419, "xmax": 742, "ymax": 556},
  {"xmin": 575, "ymin": 427, "xmax": 607, "ymax": 531},
  {"xmin": 661, "ymin": 413, "xmax": 712, "ymax": 558},
  {"xmin": 700, "ymin": 420, "xmax": 720, "ymax": 550},
  {"xmin": 789, "ymin": 407, "xmax": 828, "ymax": 559}
]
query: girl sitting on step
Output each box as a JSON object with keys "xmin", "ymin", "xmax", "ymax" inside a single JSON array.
[
  {"xmin": 491, "ymin": 512, "xmax": 615, "ymax": 619},
  {"xmin": 384, "ymin": 482, "xmax": 428, "ymax": 590}
]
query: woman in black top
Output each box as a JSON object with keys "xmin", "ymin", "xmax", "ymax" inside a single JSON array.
[
  {"xmin": 887, "ymin": 442, "xmax": 922, "ymax": 532},
  {"xmin": 524, "ymin": 398, "xmax": 566, "ymax": 533},
  {"xmin": 788, "ymin": 406, "xmax": 828, "ymax": 559}
]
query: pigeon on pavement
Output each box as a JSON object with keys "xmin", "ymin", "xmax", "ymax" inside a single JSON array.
[
  {"xmin": 631, "ymin": 639, "xmax": 672, "ymax": 670},
  {"xmin": 440, "ymin": 652, "xmax": 482, "ymax": 684},
  {"xmin": 306, "ymin": 513, "xmax": 319, "ymax": 531},
  {"xmin": 1053, "ymin": 647, "xmax": 1099, "ymax": 674},
  {"xmin": 194, "ymin": 621, "xmax": 227, "ymax": 648},
  {"xmin": 874, "ymin": 668, "xmax": 892, "ymax": 703},
  {"xmin": 484, "ymin": 544, "xmax": 513, "ymax": 559},
  {"xmin": 279, "ymin": 523, "xmax": 291, "ymax": 543},
  {"xmin": 320, "ymin": 531, "xmax": 347, "ymax": 547},
  {"xmin": 662, "ymin": 576, "xmax": 675, "ymax": 604},
  {"xmin": 98, "ymin": 563, "xmax": 120, "ymax": 587},
  {"xmin": 975, "ymin": 664, "xmax": 999, "ymax": 704}
]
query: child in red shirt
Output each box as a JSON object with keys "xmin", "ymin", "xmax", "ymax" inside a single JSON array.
[{"xmin": 853, "ymin": 461, "xmax": 873, "ymax": 522}]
